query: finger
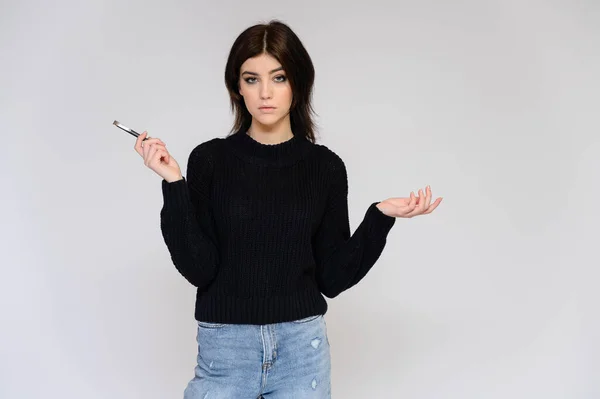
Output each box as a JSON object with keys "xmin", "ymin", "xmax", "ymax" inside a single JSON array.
[
  {"xmin": 144, "ymin": 137, "xmax": 165, "ymax": 145},
  {"xmin": 143, "ymin": 141, "xmax": 161, "ymax": 164},
  {"xmin": 157, "ymin": 148, "xmax": 171, "ymax": 166},
  {"xmin": 418, "ymin": 188, "xmax": 427, "ymax": 209},
  {"xmin": 150, "ymin": 143, "xmax": 169, "ymax": 163},
  {"xmin": 416, "ymin": 189, "xmax": 426, "ymax": 212},
  {"xmin": 405, "ymin": 190, "xmax": 425, "ymax": 217},
  {"xmin": 142, "ymin": 140, "xmax": 166, "ymax": 160},
  {"xmin": 145, "ymin": 142, "xmax": 169, "ymax": 164},
  {"xmin": 150, "ymin": 147, "xmax": 167, "ymax": 167},
  {"xmin": 425, "ymin": 185, "xmax": 432, "ymax": 208},
  {"xmin": 134, "ymin": 131, "xmax": 148, "ymax": 156},
  {"xmin": 145, "ymin": 144, "xmax": 160, "ymax": 166},
  {"xmin": 400, "ymin": 192, "xmax": 416, "ymax": 213},
  {"xmin": 160, "ymin": 148, "xmax": 170, "ymax": 164},
  {"xmin": 142, "ymin": 139, "xmax": 151, "ymax": 161},
  {"xmin": 395, "ymin": 193, "xmax": 418, "ymax": 217},
  {"xmin": 148, "ymin": 142, "xmax": 167, "ymax": 151},
  {"xmin": 423, "ymin": 197, "xmax": 443, "ymax": 214},
  {"xmin": 414, "ymin": 191, "xmax": 420, "ymax": 205},
  {"xmin": 419, "ymin": 188, "xmax": 428, "ymax": 211},
  {"xmin": 141, "ymin": 137, "xmax": 166, "ymax": 150},
  {"xmin": 409, "ymin": 191, "xmax": 416, "ymax": 208}
]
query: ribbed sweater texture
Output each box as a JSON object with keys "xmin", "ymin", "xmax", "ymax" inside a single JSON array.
[{"xmin": 160, "ymin": 130, "xmax": 396, "ymax": 325}]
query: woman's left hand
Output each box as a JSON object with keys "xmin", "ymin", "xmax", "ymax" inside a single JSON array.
[{"xmin": 376, "ymin": 185, "xmax": 442, "ymax": 218}]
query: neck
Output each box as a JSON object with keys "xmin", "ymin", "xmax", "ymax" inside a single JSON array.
[
  {"xmin": 226, "ymin": 127, "xmax": 311, "ymax": 168},
  {"xmin": 247, "ymin": 118, "xmax": 293, "ymax": 145}
]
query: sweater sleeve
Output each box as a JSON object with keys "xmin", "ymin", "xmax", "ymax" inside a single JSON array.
[
  {"xmin": 313, "ymin": 154, "xmax": 396, "ymax": 298},
  {"xmin": 159, "ymin": 142, "xmax": 220, "ymax": 289}
]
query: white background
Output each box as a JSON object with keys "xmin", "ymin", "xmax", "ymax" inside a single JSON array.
[{"xmin": 2, "ymin": 0, "xmax": 599, "ymax": 397}]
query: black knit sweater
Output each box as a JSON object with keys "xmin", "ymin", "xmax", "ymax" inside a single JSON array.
[{"xmin": 160, "ymin": 130, "xmax": 396, "ymax": 325}]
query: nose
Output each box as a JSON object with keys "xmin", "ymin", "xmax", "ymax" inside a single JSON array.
[{"xmin": 260, "ymin": 81, "xmax": 272, "ymax": 100}]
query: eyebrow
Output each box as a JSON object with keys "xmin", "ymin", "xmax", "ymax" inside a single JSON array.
[{"xmin": 241, "ymin": 66, "xmax": 284, "ymax": 76}]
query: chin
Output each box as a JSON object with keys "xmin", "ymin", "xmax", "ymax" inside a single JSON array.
[{"xmin": 254, "ymin": 114, "xmax": 285, "ymax": 126}]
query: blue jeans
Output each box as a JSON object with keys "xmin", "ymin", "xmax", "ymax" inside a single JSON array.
[{"xmin": 184, "ymin": 314, "xmax": 332, "ymax": 398}]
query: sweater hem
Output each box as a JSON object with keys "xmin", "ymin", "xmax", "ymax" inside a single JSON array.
[{"xmin": 193, "ymin": 287, "xmax": 328, "ymax": 325}]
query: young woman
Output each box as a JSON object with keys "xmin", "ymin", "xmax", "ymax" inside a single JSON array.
[{"xmin": 134, "ymin": 20, "xmax": 441, "ymax": 399}]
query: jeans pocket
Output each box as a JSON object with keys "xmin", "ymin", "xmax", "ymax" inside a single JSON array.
[
  {"xmin": 291, "ymin": 314, "xmax": 322, "ymax": 324},
  {"xmin": 197, "ymin": 320, "xmax": 226, "ymax": 328}
]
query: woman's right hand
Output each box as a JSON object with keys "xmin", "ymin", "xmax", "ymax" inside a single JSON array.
[{"xmin": 134, "ymin": 131, "xmax": 183, "ymax": 183}]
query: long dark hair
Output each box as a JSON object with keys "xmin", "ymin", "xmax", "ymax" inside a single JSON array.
[{"xmin": 224, "ymin": 20, "xmax": 318, "ymax": 143}]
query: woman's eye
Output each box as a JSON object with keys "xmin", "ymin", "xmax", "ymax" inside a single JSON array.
[{"xmin": 244, "ymin": 75, "xmax": 286, "ymax": 84}]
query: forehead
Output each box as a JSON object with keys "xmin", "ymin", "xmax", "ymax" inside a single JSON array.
[{"xmin": 240, "ymin": 53, "xmax": 283, "ymax": 73}]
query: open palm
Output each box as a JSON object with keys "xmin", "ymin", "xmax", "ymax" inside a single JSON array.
[{"xmin": 376, "ymin": 186, "xmax": 442, "ymax": 218}]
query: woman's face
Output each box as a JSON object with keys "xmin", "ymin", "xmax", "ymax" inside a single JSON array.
[{"xmin": 238, "ymin": 53, "xmax": 293, "ymax": 130}]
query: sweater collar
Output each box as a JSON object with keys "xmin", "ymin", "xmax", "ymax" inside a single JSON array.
[{"xmin": 226, "ymin": 130, "xmax": 312, "ymax": 167}]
